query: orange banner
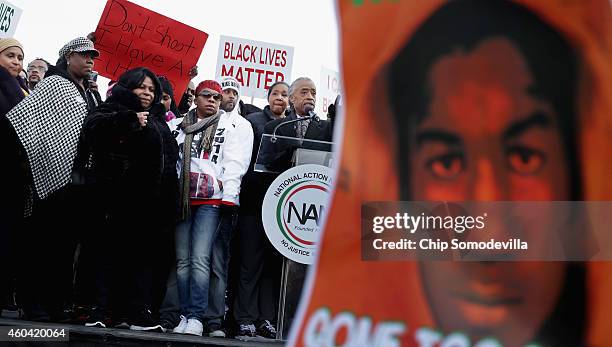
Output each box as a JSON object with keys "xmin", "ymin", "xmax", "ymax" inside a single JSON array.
[{"xmin": 290, "ymin": 0, "xmax": 612, "ymax": 346}]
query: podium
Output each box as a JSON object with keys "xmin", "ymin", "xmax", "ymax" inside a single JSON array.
[
  {"xmin": 255, "ymin": 134, "xmax": 334, "ymax": 340},
  {"xmin": 255, "ymin": 134, "xmax": 334, "ymax": 174}
]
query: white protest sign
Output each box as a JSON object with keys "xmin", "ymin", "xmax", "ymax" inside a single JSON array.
[
  {"xmin": 318, "ymin": 66, "xmax": 341, "ymax": 118},
  {"xmin": 0, "ymin": 1, "xmax": 22, "ymax": 38},
  {"xmin": 216, "ymin": 35, "xmax": 294, "ymax": 99}
]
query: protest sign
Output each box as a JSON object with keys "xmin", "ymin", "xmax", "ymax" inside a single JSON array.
[
  {"xmin": 216, "ymin": 35, "xmax": 293, "ymax": 99},
  {"xmin": 0, "ymin": 0, "xmax": 22, "ymax": 38},
  {"xmin": 318, "ymin": 66, "xmax": 341, "ymax": 117},
  {"xmin": 94, "ymin": 0, "xmax": 208, "ymax": 103}
]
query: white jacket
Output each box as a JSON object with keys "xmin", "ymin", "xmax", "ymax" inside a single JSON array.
[{"xmin": 168, "ymin": 110, "xmax": 254, "ymax": 205}]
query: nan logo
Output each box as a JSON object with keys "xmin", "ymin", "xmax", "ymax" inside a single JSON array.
[{"xmin": 262, "ymin": 164, "xmax": 333, "ymax": 264}]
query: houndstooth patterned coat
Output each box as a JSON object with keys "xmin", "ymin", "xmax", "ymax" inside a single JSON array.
[{"xmin": 6, "ymin": 75, "xmax": 89, "ymax": 201}]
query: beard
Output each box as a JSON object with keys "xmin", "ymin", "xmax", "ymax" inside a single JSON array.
[{"xmin": 222, "ymin": 101, "xmax": 236, "ymax": 112}]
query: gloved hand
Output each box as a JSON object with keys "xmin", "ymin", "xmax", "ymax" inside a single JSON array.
[
  {"xmin": 220, "ymin": 203, "xmax": 238, "ymax": 218},
  {"xmin": 219, "ymin": 203, "xmax": 239, "ymax": 232}
]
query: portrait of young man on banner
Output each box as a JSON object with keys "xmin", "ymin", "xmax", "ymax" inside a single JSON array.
[
  {"xmin": 291, "ymin": 0, "xmax": 612, "ymax": 346},
  {"xmin": 388, "ymin": 1, "xmax": 583, "ymax": 345}
]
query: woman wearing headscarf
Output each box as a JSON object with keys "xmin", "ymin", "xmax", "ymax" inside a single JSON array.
[
  {"xmin": 4, "ymin": 36, "xmax": 102, "ymax": 322},
  {"xmin": 0, "ymin": 37, "xmax": 28, "ymax": 316},
  {"xmin": 81, "ymin": 67, "xmax": 179, "ymax": 332}
]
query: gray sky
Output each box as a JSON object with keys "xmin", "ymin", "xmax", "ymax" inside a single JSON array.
[{"xmin": 9, "ymin": 0, "xmax": 340, "ymax": 109}]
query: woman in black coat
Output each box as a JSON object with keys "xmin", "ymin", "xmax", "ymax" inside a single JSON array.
[
  {"xmin": 0, "ymin": 38, "xmax": 27, "ymax": 233},
  {"xmin": 6, "ymin": 37, "xmax": 102, "ymax": 322},
  {"xmin": 0, "ymin": 37, "xmax": 27, "ymax": 315},
  {"xmin": 82, "ymin": 67, "xmax": 179, "ymax": 331},
  {"xmin": 0, "ymin": 39, "xmax": 27, "ymax": 115}
]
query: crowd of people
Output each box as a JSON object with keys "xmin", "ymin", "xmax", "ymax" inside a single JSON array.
[{"xmin": 0, "ymin": 34, "xmax": 334, "ymax": 341}]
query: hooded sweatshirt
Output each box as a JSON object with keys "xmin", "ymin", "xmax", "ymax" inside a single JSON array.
[{"xmin": 167, "ymin": 106, "xmax": 254, "ymax": 206}]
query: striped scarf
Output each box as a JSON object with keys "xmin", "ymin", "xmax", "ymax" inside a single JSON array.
[{"xmin": 178, "ymin": 110, "xmax": 220, "ymax": 220}]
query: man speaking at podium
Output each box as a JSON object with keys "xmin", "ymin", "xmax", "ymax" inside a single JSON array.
[{"xmin": 262, "ymin": 77, "xmax": 333, "ymax": 171}]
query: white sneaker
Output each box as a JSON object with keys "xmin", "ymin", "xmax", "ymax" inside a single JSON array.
[
  {"xmin": 184, "ymin": 318, "xmax": 203, "ymax": 336},
  {"xmin": 172, "ymin": 315, "xmax": 188, "ymax": 334}
]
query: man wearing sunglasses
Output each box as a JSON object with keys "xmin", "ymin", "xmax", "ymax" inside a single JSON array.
[{"xmin": 166, "ymin": 80, "xmax": 253, "ymax": 336}]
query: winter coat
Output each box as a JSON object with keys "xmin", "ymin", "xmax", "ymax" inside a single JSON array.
[
  {"xmin": 261, "ymin": 110, "xmax": 333, "ymax": 172},
  {"xmin": 6, "ymin": 65, "xmax": 100, "ymax": 203},
  {"xmin": 0, "ymin": 65, "xmax": 28, "ymax": 231},
  {"xmin": 239, "ymin": 100, "xmax": 262, "ymax": 117},
  {"xmin": 82, "ymin": 84, "xmax": 179, "ymax": 230},
  {"xmin": 0, "ymin": 65, "xmax": 26, "ymax": 118},
  {"xmin": 4, "ymin": 64, "xmax": 101, "ymax": 214},
  {"xmin": 240, "ymin": 106, "xmax": 283, "ymax": 212}
]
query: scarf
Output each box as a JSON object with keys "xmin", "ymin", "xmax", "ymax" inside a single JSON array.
[
  {"xmin": 178, "ymin": 109, "xmax": 221, "ymax": 220},
  {"xmin": 6, "ymin": 74, "xmax": 89, "ymax": 204}
]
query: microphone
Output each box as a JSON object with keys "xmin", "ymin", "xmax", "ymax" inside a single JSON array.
[
  {"xmin": 307, "ymin": 110, "xmax": 320, "ymax": 122},
  {"xmin": 271, "ymin": 105, "xmax": 318, "ymax": 143},
  {"xmin": 305, "ymin": 104, "xmax": 320, "ymax": 122},
  {"xmin": 88, "ymin": 71, "xmax": 98, "ymax": 82}
]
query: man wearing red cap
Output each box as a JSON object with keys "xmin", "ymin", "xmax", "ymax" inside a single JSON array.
[{"xmin": 167, "ymin": 80, "xmax": 253, "ymax": 336}]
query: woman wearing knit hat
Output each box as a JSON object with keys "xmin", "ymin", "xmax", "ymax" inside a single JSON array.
[
  {"xmin": 0, "ymin": 37, "xmax": 28, "ymax": 316},
  {"xmin": 0, "ymin": 38, "xmax": 27, "ymax": 113},
  {"xmin": 4, "ymin": 36, "xmax": 102, "ymax": 322},
  {"xmin": 167, "ymin": 79, "xmax": 253, "ymax": 336}
]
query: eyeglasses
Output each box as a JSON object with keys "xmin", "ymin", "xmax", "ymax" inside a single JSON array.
[
  {"xmin": 199, "ymin": 91, "xmax": 222, "ymax": 101},
  {"xmin": 27, "ymin": 66, "xmax": 47, "ymax": 72}
]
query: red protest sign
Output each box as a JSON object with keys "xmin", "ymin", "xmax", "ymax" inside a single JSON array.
[{"xmin": 94, "ymin": 0, "xmax": 208, "ymax": 103}]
